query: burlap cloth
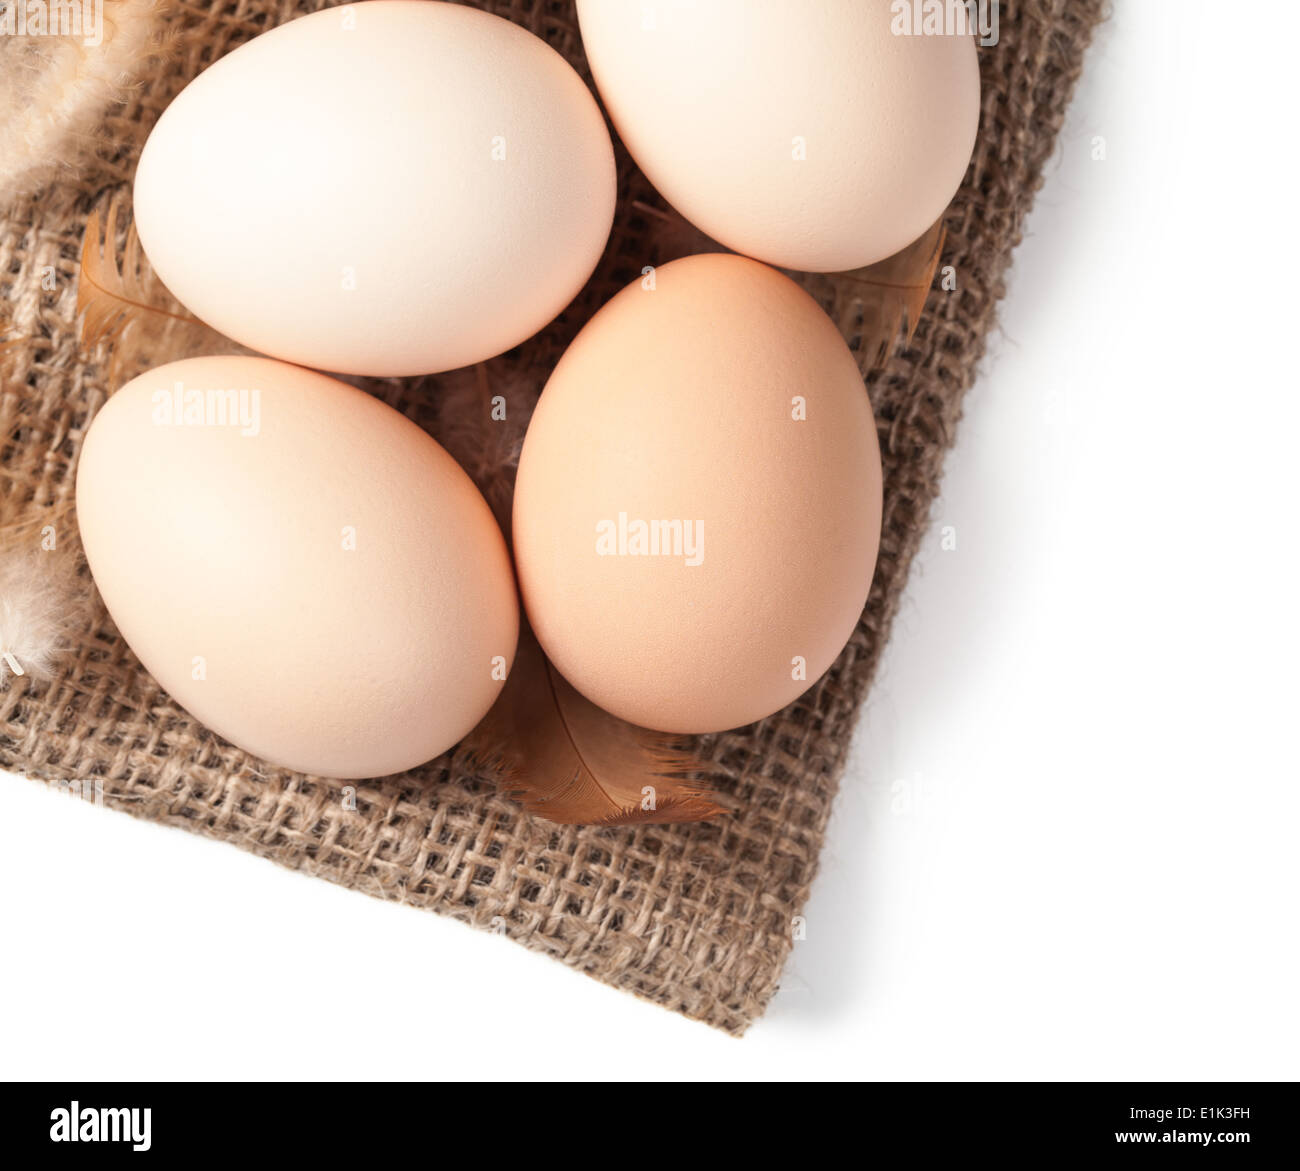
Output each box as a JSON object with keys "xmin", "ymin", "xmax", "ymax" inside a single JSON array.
[{"xmin": 1, "ymin": 0, "xmax": 1105, "ymax": 1033}]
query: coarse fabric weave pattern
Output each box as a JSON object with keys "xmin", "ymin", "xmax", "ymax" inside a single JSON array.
[{"xmin": 0, "ymin": 0, "xmax": 1106, "ymax": 1034}]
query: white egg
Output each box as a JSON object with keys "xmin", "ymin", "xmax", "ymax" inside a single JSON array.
[
  {"xmin": 134, "ymin": 1, "xmax": 616, "ymax": 375},
  {"xmin": 577, "ymin": 0, "xmax": 980, "ymax": 272}
]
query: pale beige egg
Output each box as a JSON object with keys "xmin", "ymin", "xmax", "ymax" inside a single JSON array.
[
  {"xmin": 76, "ymin": 356, "xmax": 518, "ymax": 778},
  {"xmin": 133, "ymin": 1, "xmax": 616, "ymax": 376},
  {"xmin": 512, "ymin": 254, "xmax": 883, "ymax": 734},
  {"xmin": 576, "ymin": 0, "xmax": 980, "ymax": 272}
]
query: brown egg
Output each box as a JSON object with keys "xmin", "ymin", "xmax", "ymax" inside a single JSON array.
[{"xmin": 512, "ymin": 254, "xmax": 882, "ymax": 733}]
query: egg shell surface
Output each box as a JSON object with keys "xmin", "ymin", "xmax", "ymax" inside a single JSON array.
[
  {"xmin": 512, "ymin": 254, "xmax": 883, "ymax": 734},
  {"xmin": 133, "ymin": 0, "xmax": 616, "ymax": 375},
  {"xmin": 76, "ymin": 355, "xmax": 519, "ymax": 778},
  {"xmin": 576, "ymin": 0, "xmax": 979, "ymax": 272}
]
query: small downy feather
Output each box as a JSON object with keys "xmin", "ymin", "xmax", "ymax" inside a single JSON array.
[
  {"xmin": 0, "ymin": 535, "xmax": 89, "ymax": 687},
  {"xmin": 0, "ymin": 0, "xmax": 174, "ymax": 203},
  {"xmin": 465, "ymin": 629, "xmax": 724, "ymax": 826}
]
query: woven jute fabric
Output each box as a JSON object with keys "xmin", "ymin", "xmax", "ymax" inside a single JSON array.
[{"xmin": 1, "ymin": 0, "xmax": 1105, "ymax": 1033}]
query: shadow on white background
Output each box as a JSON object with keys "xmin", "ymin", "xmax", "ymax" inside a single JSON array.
[{"xmin": 764, "ymin": 2, "xmax": 1299, "ymax": 1080}]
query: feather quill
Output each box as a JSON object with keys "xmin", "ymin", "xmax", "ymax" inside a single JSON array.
[{"xmin": 466, "ymin": 629, "xmax": 723, "ymax": 825}]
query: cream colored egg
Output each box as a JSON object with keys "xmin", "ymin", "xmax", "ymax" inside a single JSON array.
[
  {"xmin": 512, "ymin": 254, "xmax": 883, "ymax": 734},
  {"xmin": 576, "ymin": 0, "xmax": 980, "ymax": 272},
  {"xmin": 76, "ymin": 356, "xmax": 518, "ymax": 778},
  {"xmin": 133, "ymin": 1, "xmax": 616, "ymax": 376}
]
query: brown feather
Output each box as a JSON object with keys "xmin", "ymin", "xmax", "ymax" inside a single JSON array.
[
  {"xmin": 621, "ymin": 200, "xmax": 946, "ymax": 372},
  {"xmin": 466, "ymin": 628, "xmax": 724, "ymax": 826},
  {"xmin": 78, "ymin": 190, "xmax": 188, "ymax": 354},
  {"xmin": 839, "ymin": 218, "xmax": 947, "ymax": 370},
  {"xmin": 431, "ymin": 359, "xmax": 537, "ymax": 533},
  {"xmin": 77, "ymin": 187, "xmax": 245, "ymax": 386},
  {"xmin": 629, "ymin": 198, "xmax": 721, "ymax": 263}
]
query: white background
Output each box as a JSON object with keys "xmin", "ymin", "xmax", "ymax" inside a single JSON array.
[{"xmin": 3, "ymin": 2, "xmax": 1297, "ymax": 1080}]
